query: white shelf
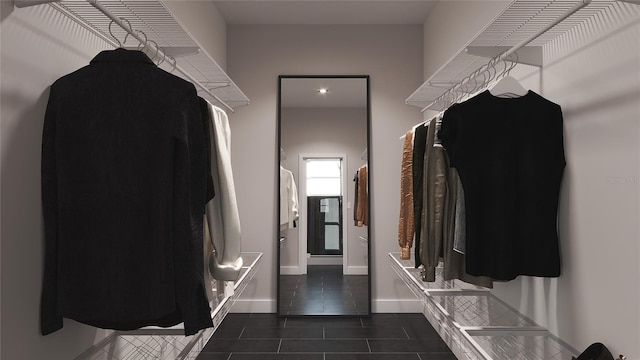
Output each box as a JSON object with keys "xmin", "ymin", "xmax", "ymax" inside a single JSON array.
[
  {"xmin": 36, "ymin": 0, "xmax": 250, "ymax": 111},
  {"xmin": 406, "ymin": 0, "xmax": 639, "ymax": 112},
  {"xmin": 74, "ymin": 252, "xmax": 263, "ymax": 360},
  {"xmin": 388, "ymin": 252, "xmax": 579, "ymax": 360}
]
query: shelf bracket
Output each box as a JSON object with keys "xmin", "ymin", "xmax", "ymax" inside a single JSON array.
[
  {"xmin": 203, "ymin": 81, "xmax": 231, "ymax": 90},
  {"xmin": 465, "ymin": 46, "xmax": 543, "ymax": 67}
]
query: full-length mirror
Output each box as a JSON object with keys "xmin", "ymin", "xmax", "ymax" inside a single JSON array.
[{"xmin": 278, "ymin": 75, "xmax": 371, "ymax": 316}]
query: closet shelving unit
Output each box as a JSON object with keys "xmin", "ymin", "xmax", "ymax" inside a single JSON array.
[
  {"xmin": 74, "ymin": 252, "xmax": 262, "ymax": 360},
  {"xmin": 389, "ymin": 253, "xmax": 577, "ymax": 360},
  {"xmin": 14, "ymin": 0, "xmax": 250, "ymax": 112},
  {"xmin": 405, "ymin": 0, "xmax": 640, "ymax": 112},
  {"xmin": 397, "ymin": 1, "xmax": 639, "ymax": 358}
]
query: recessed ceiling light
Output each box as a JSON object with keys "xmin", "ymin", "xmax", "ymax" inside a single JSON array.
[{"xmin": 318, "ymin": 88, "xmax": 328, "ymax": 95}]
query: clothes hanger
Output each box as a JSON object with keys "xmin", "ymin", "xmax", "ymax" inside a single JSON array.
[
  {"xmin": 108, "ymin": 17, "xmax": 135, "ymax": 48},
  {"xmin": 136, "ymin": 30, "xmax": 147, "ymax": 51},
  {"xmin": 146, "ymin": 40, "xmax": 160, "ymax": 63},
  {"xmin": 108, "ymin": 19, "xmax": 123, "ymax": 47},
  {"xmin": 168, "ymin": 56, "xmax": 177, "ymax": 73},
  {"xmin": 489, "ymin": 52, "xmax": 528, "ymax": 98}
]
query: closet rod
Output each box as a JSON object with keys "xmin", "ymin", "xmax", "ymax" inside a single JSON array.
[
  {"xmin": 420, "ymin": 0, "xmax": 592, "ymax": 113},
  {"xmin": 88, "ymin": 0, "xmax": 235, "ymax": 113},
  {"xmin": 15, "ymin": 0, "xmax": 235, "ymax": 113}
]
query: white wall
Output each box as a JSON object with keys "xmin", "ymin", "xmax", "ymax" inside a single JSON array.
[
  {"xmin": 163, "ymin": 0, "xmax": 227, "ymax": 71},
  {"xmin": 494, "ymin": 14, "xmax": 640, "ymax": 358},
  {"xmin": 422, "ymin": 1, "xmax": 510, "ymax": 81},
  {"xmin": 422, "ymin": 3, "xmax": 640, "ymax": 357},
  {"xmin": 280, "ymin": 107, "xmax": 368, "ymax": 272},
  {"xmin": 226, "ymin": 25, "xmax": 424, "ymax": 313},
  {"xmin": 1, "ymin": 4, "xmax": 114, "ymax": 360}
]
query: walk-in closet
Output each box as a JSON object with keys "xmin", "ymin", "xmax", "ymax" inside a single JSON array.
[{"xmin": 1, "ymin": 1, "xmax": 638, "ymax": 359}]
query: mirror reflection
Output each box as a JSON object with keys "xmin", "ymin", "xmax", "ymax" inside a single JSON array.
[{"xmin": 278, "ymin": 76, "xmax": 370, "ymax": 316}]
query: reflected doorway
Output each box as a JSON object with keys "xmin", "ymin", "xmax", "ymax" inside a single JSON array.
[{"xmin": 306, "ymin": 158, "xmax": 343, "ymax": 259}]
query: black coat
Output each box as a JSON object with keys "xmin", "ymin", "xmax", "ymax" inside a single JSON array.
[{"xmin": 40, "ymin": 49, "xmax": 212, "ymax": 336}]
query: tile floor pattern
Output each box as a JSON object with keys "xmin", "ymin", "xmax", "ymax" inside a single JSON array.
[
  {"xmin": 197, "ymin": 313, "xmax": 458, "ymax": 360},
  {"xmin": 279, "ymin": 265, "xmax": 369, "ymax": 315}
]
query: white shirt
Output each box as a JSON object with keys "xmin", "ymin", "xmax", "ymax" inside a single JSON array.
[{"xmin": 280, "ymin": 166, "xmax": 299, "ymax": 230}]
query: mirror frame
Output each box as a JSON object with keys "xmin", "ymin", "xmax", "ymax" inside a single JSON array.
[{"xmin": 276, "ymin": 74, "xmax": 372, "ymax": 317}]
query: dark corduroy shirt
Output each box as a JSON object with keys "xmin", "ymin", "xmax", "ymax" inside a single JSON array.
[{"xmin": 41, "ymin": 49, "xmax": 212, "ymax": 336}]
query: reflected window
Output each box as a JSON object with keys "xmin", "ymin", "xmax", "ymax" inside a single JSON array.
[{"xmin": 306, "ymin": 159, "xmax": 341, "ymax": 196}]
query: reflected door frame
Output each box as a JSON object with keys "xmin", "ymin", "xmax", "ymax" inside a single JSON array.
[{"xmin": 298, "ymin": 153, "xmax": 348, "ymax": 275}]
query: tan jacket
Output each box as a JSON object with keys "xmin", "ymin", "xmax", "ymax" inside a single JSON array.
[{"xmin": 398, "ymin": 130, "xmax": 415, "ymax": 259}]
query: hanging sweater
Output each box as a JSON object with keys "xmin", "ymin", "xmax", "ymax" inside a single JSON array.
[{"xmin": 398, "ymin": 130, "xmax": 415, "ymax": 259}]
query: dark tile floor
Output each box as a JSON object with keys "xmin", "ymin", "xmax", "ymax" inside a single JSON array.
[
  {"xmin": 279, "ymin": 265, "xmax": 369, "ymax": 315},
  {"xmin": 197, "ymin": 313, "xmax": 457, "ymax": 360}
]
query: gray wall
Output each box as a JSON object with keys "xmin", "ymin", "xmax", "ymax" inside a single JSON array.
[
  {"xmin": 227, "ymin": 24, "xmax": 424, "ymax": 312},
  {"xmin": 422, "ymin": 3, "xmax": 640, "ymax": 357},
  {"xmin": 1, "ymin": 4, "xmax": 115, "ymax": 360},
  {"xmin": 280, "ymin": 107, "xmax": 368, "ymax": 273},
  {"xmin": 164, "ymin": 0, "xmax": 227, "ymax": 70},
  {"xmin": 0, "ymin": 2, "xmax": 227, "ymax": 359}
]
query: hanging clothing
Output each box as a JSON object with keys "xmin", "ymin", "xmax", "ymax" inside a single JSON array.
[
  {"xmin": 439, "ymin": 90, "xmax": 565, "ymax": 280},
  {"xmin": 398, "ymin": 130, "xmax": 415, "ymax": 259},
  {"xmin": 442, "ymin": 166, "xmax": 493, "ymax": 288},
  {"xmin": 204, "ymin": 101, "xmax": 243, "ymax": 281},
  {"xmin": 199, "ymin": 98, "xmax": 216, "ymax": 304},
  {"xmin": 353, "ymin": 169, "xmax": 360, "ymax": 226},
  {"xmin": 412, "ymin": 123, "xmax": 428, "ymax": 267},
  {"xmin": 199, "ymin": 98, "xmax": 215, "ymax": 204},
  {"xmin": 356, "ymin": 164, "xmax": 368, "ymax": 227},
  {"xmin": 453, "ymin": 173, "xmax": 466, "ymax": 254},
  {"xmin": 419, "ymin": 120, "xmax": 446, "ymax": 281},
  {"xmin": 40, "ymin": 48, "xmax": 212, "ymax": 336},
  {"xmin": 280, "ymin": 166, "xmax": 299, "ymax": 231}
]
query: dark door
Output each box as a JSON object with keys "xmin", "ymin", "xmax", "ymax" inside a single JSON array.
[{"xmin": 307, "ymin": 196, "xmax": 342, "ymax": 255}]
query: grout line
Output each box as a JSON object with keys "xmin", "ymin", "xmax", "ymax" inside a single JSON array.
[
  {"xmin": 360, "ymin": 318, "xmax": 364, "ymax": 327},
  {"xmin": 402, "ymin": 326, "xmax": 411, "ymax": 339},
  {"xmin": 238, "ymin": 327, "xmax": 246, "ymax": 339},
  {"xmin": 283, "ymin": 317, "xmax": 288, "ymax": 328},
  {"xmin": 226, "ymin": 354, "xmax": 232, "ymax": 360},
  {"xmin": 366, "ymin": 339, "xmax": 372, "ymax": 353},
  {"xmin": 323, "ymin": 326, "xmax": 325, "ymax": 339},
  {"xmin": 416, "ymin": 353, "xmax": 423, "ymax": 360},
  {"xmin": 277, "ymin": 338, "xmax": 282, "ymax": 353}
]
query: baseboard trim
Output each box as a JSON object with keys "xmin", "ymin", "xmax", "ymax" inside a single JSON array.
[
  {"xmin": 372, "ymin": 299, "xmax": 423, "ymax": 313},
  {"xmin": 230, "ymin": 299, "xmax": 276, "ymax": 313},
  {"xmin": 230, "ymin": 299, "xmax": 423, "ymax": 314},
  {"xmin": 279, "ymin": 266, "xmax": 302, "ymax": 275},
  {"xmin": 307, "ymin": 255, "xmax": 343, "ymax": 266},
  {"xmin": 345, "ymin": 266, "xmax": 368, "ymax": 275}
]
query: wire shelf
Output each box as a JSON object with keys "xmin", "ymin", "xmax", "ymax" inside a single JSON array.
[
  {"xmin": 406, "ymin": 0, "xmax": 640, "ymax": 111},
  {"xmin": 430, "ymin": 293, "xmax": 537, "ymax": 327},
  {"xmin": 49, "ymin": 0, "xmax": 249, "ymax": 110},
  {"xmin": 389, "ymin": 252, "xmax": 579, "ymax": 360},
  {"xmin": 74, "ymin": 252, "xmax": 262, "ymax": 360},
  {"xmin": 464, "ymin": 331, "xmax": 579, "ymax": 360}
]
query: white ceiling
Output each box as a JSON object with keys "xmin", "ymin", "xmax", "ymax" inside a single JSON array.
[
  {"xmin": 281, "ymin": 78, "xmax": 368, "ymax": 108},
  {"xmin": 212, "ymin": 1, "xmax": 438, "ymax": 25}
]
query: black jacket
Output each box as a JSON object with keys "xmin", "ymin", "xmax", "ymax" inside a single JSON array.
[{"xmin": 41, "ymin": 49, "xmax": 212, "ymax": 336}]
